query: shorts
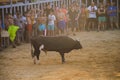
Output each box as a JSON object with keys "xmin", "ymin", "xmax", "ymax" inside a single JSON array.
[
  {"xmin": 38, "ymin": 24, "xmax": 46, "ymax": 31},
  {"xmin": 109, "ymin": 16, "xmax": 117, "ymax": 23},
  {"xmin": 58, "ymin": 20, "xmax": 66, "ymax": 30},
  {"xmin": 27, "ymin": 24, "xmax": 32, "ymax": 33},
  {"xmin": 87, "ymin": 18, "xmax": 97, "ymax": 23},
  {"xmin": 48, "ymin": 25, "xmax": 54, "ymax": 30},
  {"xmin": 98, "ymin": 16, "xmax": 106, "ymax": 22},
  {"xmin": 70, "ymin": 20, "xmax": 78, "ymax": 28}
]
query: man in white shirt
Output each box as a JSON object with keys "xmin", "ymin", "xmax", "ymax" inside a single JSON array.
[
  {"xmin": 87, "ymin": 2, "xmax": 97, "ymax": 31},
  {"xmin": 48, "ymin": 10, "xmax": 56, "ymax": 36}
]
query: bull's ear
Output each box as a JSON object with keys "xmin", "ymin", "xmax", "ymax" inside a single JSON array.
[{"xmin": 39, "ymin": 44, "xmax": 44, "ymax": 50}]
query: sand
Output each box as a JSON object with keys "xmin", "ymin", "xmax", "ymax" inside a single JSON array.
[{"xmin": 0, "ymin": 30, "xmax": 120, "ymax": 80}]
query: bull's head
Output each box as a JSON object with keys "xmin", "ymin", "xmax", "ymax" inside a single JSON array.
[{"xmin": 74, "ymin": 40, "xmax": 82, "ymax": 49}]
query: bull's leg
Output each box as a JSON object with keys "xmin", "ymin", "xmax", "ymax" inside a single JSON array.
[
  {"xmin": 59, "ymin": 53, "xmax": 65, "ymax": 64},
  {"xmin": 34, "ymin": 50, "xmax": 40, "ymax": 64},
  {"xmin": 36, "ymin": 52, "xmax": 40, "ymax": 64},
  {"xmin": 34, "ymin": 56, "xmax": 37, "ymax": 64}
]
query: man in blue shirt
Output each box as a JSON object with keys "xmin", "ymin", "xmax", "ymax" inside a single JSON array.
[{"xmin": 107, "ymin": 2, "xmax": 119, "ymax": 29}]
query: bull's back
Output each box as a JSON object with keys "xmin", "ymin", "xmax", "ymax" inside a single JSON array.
[{"xmin": 37, "ymin": 36, "xmax": 76, "ymax": 51}]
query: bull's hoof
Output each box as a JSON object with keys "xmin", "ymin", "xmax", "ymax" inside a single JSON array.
[{"xmin": 34, "ymin": 61, "xmax": 36, "ymax": 64}]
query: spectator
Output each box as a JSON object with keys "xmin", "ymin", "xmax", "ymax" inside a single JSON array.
[
  {"xmin": 47, "ymin": 10, "xmax": 56, "ymax": 36},
  {"xmin": 74, "ymin": 4, "xmax": 80, "ymax": 32},
  {"xmin": 1, "ymin": 14, "xmax": 11, "ymax": 48},
  {"xmin": 21, "ymin": 12, "xmax": 27, "ymax": 41},
  {"xmin": 32, "ymin": 18, "xmax": 39, "ymax": 36},
  {"xmin": 26, "ymin": 10, "xmax": 32, "ymax": 42},
  {"xmin": 4, "ymin": 14, "xmax": 11, "ymax": 30},
  {"xmin": 31, "ymin": 9, "xmax": 36, "ymax": 25},
  {"xmin": 107, "ymin": 2, "xmax": 119, "ymax": 30},
  {"xmin": 38, "ymin": 16, "xmax": 46, "ymax": 36},
  {"xmin": 68, "ymin": 6, "xmax": 79, "ymax": 32},
  {"xmin": 105, "ymin": 1, "xmax": 111, "ymax": 30},
  {"xmin": 44, "ymin": 4, "xmax": 54, "ymax": 26},
  {"xmin": 57, "ymin": 8, "xmax": 66, "ymax": 34},
  {"xmin": 8, "ymin": 16, "xmax": 19, "ymax": 48},
  {"xmin": 79, "ymin": 4, "xmax": 87, "ymax": 31},
  {"xmin": 44, "ymin": 4, "xmax": 54, "ymax": 17},
  {"xmin": 61, "ymin": 5, "xmax": 68, "ymax": 33},
  {"xmin": 87, "ymin": 2, "xmax": 98, "ymax": 31},
  {"xmin": 14, "ymin": 13, "xmax": 25, "ymax": 44},
  {"xmin": 97, "ymin": 3, "xmax": 106, "ymax": 31},
  {"xmin": 54, "ymin": 6, "xmax": 60, "ymax": 35}
]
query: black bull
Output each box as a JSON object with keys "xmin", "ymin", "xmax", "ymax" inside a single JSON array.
[{"xmin": 31, "ymin": 36, "xmax": 82, "ymax": 64}]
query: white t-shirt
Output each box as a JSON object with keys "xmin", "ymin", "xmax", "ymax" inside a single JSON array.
[
  {"xmin": 48, "ymin": 15, "xmax": 56, "ymax": 25},
  {"xmin": 87, "ymin": 6, "xmax": 97, "ymax": 18},
  {"xmin": 21, "ymin": 16, "xmax": 27, "ymax": 24}
]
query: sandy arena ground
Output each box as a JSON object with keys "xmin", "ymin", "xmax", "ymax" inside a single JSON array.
[{"xmin": 0, "ymin": 30, "xmax": 120, "ymax": 80}]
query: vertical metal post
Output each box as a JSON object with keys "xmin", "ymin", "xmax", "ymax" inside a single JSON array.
[
  {"xmin": 24, "ymin": 5, "xmax": 27, "ymax": 12},
  {"xmin": 55, "ymin": 1, "xmax": 57, "ymax": 7},
  {"xmin": 63, "ymin": 0, "xmax": 64, "ymax": 6},
  {"xmin": 14, "ymin": 6, "xmax": 16, "ymax": 14},
  {"xmin": 67, "ymin": 0, "xmax": 68, "ymax": 9},
  {"xmin": 103, "ymin": 0, "xmax": 106, "ymax": 5},
  {"xmin": 111, "ymin": 0, "xmax": 112, "ymax": 3},
  {"xmin": 35, "ymin": 4, "xmax": 36, "ymax": 9},
  {"xmin": 117, "ymin": 0, "xmax": 119, "ymax": 25},
  {"xmin": 17, "ymin": 6, "xmax": 19, "ymax": 11},
  {"xmin": 58, "ymin": 0, "xmax": 60, "ymax": 8},
  {"xmin": 52, "ymin": 1, "xmax": 55, "ymax": 9},
  {"xmin": 97, "ymin": 0, "xmax": 99, "ymax": 6},
  {"xmin": 6, "ymin": 8, "xmax": 8, "ymax": 13},
  {"xmin": 21, "ymin": 6, "xmax": 23, "ymax": 15},
  {"xmin": 60, "ymin": 0, "xmax": 62, "ymax": 7},
  {"xmin": 31, "ymin": 4, "xmax": 33, "ymax": 9},
  {"xmin": 28, "ymin": 5, "xmax": 31, "ymax": 10},
  {"xmin": 25, "ymin": 0, "xmax": 27, "ymax": 3},
  {"xmin": 2, "ymin": 8, "xmax": 4, "ymax": 26},
  {"xmin": 68, "ymin": 0, "xmax": 70, "ymax": 8},
  {"xmin": 80, "ymin": 0, "xmax": 82, "ymax": 7},
  {"xmin": 86, "ymin": 0, "xmax": 88, "ymax": 7},
  {"xmin": 38, "ymin": 4, "xmax": 40, "ymax": 10},
  {"xmin": 10, "ymin": 0, "xmax": 13, "ymax": 14},
  {"xmin": 39, "ymin": 3, "xmax": 42, "ymax": 10},
  {"xmin": 41, "ymin": 3, "xmax": 43, "ymax": 10}
]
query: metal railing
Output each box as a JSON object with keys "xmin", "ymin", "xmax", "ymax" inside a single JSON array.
[
  {"xmin": 0, "ymin": 0, "xmax": 119, "ymax": 26},
  {"xmin": 0, "ymin": 0, "xmax": 60, "ymax": 25}
]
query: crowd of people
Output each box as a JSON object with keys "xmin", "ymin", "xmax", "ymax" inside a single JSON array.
[{"xmin": 0, "ymin": 1, "xmax": 120, "ymax": 51}]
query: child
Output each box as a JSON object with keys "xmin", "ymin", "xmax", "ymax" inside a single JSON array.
[
  {"xmin": 47, "ymin": 11, "xmax": 56, "ymax": 36},
  {"xmin": 38, "ymin": 15, "xmax": 47, "ymax": 36}
]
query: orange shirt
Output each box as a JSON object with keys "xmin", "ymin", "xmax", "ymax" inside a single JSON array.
[{"xmin": 61, "ymin": 8, "xmax": 68, "ymax": 22}]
